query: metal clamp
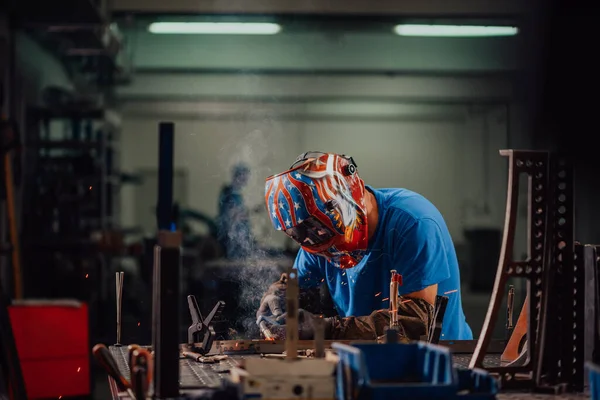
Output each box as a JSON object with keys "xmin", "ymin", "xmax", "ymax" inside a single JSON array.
[{"xmin": 187, "ymin": 295, "xmax": 225, "ymax": 355}]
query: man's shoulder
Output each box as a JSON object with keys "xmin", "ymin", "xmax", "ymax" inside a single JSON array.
[{"xmin": 373, "ymin": 188, "xmax": 440, "ymax": 220}]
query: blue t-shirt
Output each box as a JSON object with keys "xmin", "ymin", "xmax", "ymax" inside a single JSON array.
[{"xmin": 294, "ymin": 187, "xmax": 473, "ymax": 340}]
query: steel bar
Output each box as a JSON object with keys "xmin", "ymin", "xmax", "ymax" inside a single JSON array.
[{"xmin": 115, "ymin": 271, "xmax": 123, "ymax": 346}]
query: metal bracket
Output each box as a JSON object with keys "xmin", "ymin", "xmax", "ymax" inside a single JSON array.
[
  {"xmin": 187, "ymin": 295, "xmax": 225, "ymax": 355},
  {"xmin": 469, "ymin": 150, "xmax": 583, "ymax": 393},
  {"xmin": 428, "ymin": 295, "xmax": 448, "ymax": 344}
]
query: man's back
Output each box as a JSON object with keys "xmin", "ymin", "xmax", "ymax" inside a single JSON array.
[{"xmin": 295, "ymin": 187, "xmax": 473, "ymax": 340}]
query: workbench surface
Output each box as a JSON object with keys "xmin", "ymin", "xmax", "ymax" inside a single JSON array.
[{"xmin": 108, "ymin": 346, "xmax": 590, "ymax": 399}]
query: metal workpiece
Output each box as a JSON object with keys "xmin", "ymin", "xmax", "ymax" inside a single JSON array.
[
  {"xmin": 470, "ymin": 150, "xmax": 583, "ymax": 393},
  {"xmin": 285, "ymin": 267, "xmax": 299, "ymax": 360},
  {"xmin": 115, "ymin": 271, "xmax": 124, "ymax": 346}
]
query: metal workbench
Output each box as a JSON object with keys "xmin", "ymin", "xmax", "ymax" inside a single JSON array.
[{"xmin": 107, "ymin": 346, "xmax": 590, "ymax": 399}]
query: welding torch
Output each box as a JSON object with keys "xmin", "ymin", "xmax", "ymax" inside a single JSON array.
[{"xmin": 257, "ymin": 315, "xmax": 277, "ymax": 339}]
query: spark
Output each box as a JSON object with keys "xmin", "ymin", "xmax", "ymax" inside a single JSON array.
[
  {"xmin": 401, "ymin": 299, "xmax": 412, "ymax": 304},
  {"xmin": 382, "ymin": 297, "xmax": 389, "ymax": 302},
  {"xmin": 85, "ymin": 274, "xmax": 89, "ymax": 278},
  {"xmin": 374, "ymin": 292, "xmax": 381, "ymax": 297},
  {"xmin": 77, "ymin": 367, "xmax": 81, "ymax": 372},
  {"xmin": 137, "ymin": 322, "xmax": 141, "ymax": 326},
  {"xmin": 444, "ymin": 289, "xmax": 458, "ymax": 295},
  {"xmin": 321, "ymin": 279, "xmax": 324, "ymax": 282}
]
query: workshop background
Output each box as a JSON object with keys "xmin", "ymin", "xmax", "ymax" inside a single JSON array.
[{"xmin": 2, "ymin": 0, "xmax": 598, "ymax": 398}]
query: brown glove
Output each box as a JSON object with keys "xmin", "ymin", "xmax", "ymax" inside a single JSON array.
[
  {"xmin": 270, "ymin": 296, "xmax": 433, "ymax": 342},
  {"xmin": 256, "ymin": 273, "xmax": 288, "ymax": 323}
]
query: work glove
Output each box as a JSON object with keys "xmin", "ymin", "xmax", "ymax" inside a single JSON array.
[
  {"xmin": 268, "ymin": 297, "xmax": 433, "ymax": 341},
  {"xmin": 271, "ymin": 309, "xmax": 333, "ymax": 340},
  {"xmin": 256, "ymin": 273, "xmax": 288, "ymax": 324}
]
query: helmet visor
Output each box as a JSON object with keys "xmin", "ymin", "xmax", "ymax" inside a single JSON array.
[{"xmin": 284, "ymin": 216, "xmax": 334, "ymax": 248}]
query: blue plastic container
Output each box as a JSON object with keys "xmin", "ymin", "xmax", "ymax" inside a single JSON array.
[
  {"xmin": 333, "ymin": 341, "xmax": 497, "ymax": 400},
  {"xmin": 587, "ymin": 362, "xmax": 600, "ymax": 400}
]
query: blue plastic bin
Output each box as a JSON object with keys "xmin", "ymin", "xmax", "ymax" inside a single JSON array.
[
  {"xmin": 333, "ymin": 341, "xmax": 497, "ymax": 400},
  {"xmin": 587, "ymin": 361, "xmax": 600, "ymax": 400}
]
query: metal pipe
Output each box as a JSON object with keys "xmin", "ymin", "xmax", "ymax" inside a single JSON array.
[{"xmin": 115, "ymin": 271, "xmax": 124, "ymax": 346}]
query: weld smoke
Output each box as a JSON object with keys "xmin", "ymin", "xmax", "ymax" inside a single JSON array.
[{"xmin": 217, "ymin": 109, "xmax": 289, "ymax": 336}]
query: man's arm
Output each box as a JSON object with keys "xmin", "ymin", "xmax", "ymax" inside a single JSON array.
[
  {"xmin": 396, "ymin": 218, "xmax": 451, "ymax": 304},
  {"xmin": 320, "ymin": 218, "xmax": 451, "ymax": 341}
]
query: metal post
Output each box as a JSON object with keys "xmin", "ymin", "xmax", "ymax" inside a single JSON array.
[
  {"xmin": 157, "ymin": 122, "xmax": 174, "ymax": 231},
  {"xmin": 152, "ymin": 121, "xmax": 180, "ymax": 398},
  {"xmin": 152, "ymin": 232, "xmax": 181, "ymax": 398}
]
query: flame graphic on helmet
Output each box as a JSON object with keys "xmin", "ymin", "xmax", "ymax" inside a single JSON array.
[{"xmin": 298, "ymin": 155, "xmax": 365, "ymax": 243}]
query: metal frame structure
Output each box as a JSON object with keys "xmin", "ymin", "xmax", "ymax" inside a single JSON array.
[{"xmin": 470, "ymin": 149, "xmax": 584, "ymax": 393}]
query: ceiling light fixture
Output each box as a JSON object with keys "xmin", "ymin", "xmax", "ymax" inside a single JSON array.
[
  {"xmin": 148, "ymin": 22, "xmax": 281, "ymax": 35},
  {"xmin": 394, "ymin": 24, "xmax": 518, "ymax": 37}
]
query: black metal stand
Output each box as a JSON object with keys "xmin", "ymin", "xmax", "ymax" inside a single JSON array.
[
  {"xmin": 151, "ymin": 121, "xmax": 181, "ymax": 398},
  {"xmin": 470, "ymin": 150, "xmax": 585, "ymax": 393}
]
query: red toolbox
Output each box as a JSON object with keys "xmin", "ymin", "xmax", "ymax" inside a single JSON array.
[{"xmin": 8, "ymin": 300, "xmax": 90, "ymax": 399}]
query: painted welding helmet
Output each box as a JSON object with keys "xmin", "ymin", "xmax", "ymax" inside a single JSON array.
[{"xmin": 265, "ymin": 152, "xmax": 368, "ymax": 269}]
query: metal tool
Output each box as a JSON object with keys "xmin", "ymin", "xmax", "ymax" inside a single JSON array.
[
  {"xmin": 427, "ymin": 295, "xmax": 449, "ymax": 344},
  {"xmin": 389, "ymin": 270, "xmax": 401, "ymax": 328},
  {"xmin": 92, "ymin": 344, "xmax": 136, "ymax": 399},
  {"xmin": 187, "ymin": 295, "xmax": 226, "ymax": 355},
  {"xmin": 258, "ymin": 317, "xmax": 276, "ymax": 340},
  {"xmin": 286, "ymin": 267, "xmax": 299, "ymax": 360},
  {"xmin": 115, "ymin": 271, "xmax": 124, "ymax": 346},
  {"xmin": 506, "ymin": 285, "xmax": 515, "ymax": 340}
]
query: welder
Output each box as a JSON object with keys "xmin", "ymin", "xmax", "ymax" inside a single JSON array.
[{"xmin": 256, "ymin": 152, "xmax": 472, "ymax": 341}]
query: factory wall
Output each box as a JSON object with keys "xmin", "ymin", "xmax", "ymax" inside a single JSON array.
[{"xmin": 118, "ymin": 73, "xmax": 520, "ymax": 251}]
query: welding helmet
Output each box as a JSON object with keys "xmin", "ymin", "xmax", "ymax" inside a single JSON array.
[{"xmin": 264, "ymin": 152, "xmax": 368, "ymax": 269}]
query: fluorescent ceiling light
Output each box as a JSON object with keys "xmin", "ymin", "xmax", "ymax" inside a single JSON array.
[
  {"xmin": 394, "ymin": 24, "xmax": 518, "ymax": 37},
  {"xmin": 148, "ymin": 22, "xmax": 281, "ymax": 35}
]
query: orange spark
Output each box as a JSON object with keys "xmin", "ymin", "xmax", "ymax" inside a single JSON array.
[
  {"xmin": 374, "ymin": 292, "xmax": 381, "ymax": 297},
  {"xmin": 401, "ymin": 299, "xmax": 412, "ymax": 304},
  {"xmin": 444, "ymin": 289, "xmax": 458, "ymax": 295},
  {"xmin": 382, "ymin": 297, "xmax": 389, "ymax": 302},
  {"xmin": 85, "ymin": 274, "xmax": 89, "ymax": 278}
]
